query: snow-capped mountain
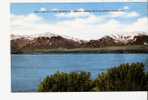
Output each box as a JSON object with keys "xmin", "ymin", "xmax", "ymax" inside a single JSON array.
[
  {"xmin": 11, "ymin": 32, "xmax": 148, "ymax": 54},
  {"xmin": 11, "ymin": 32, "xmax": 83, "ymax": 43},
  {"xmin": 110, "ymin": 32, "xmax": 148, "ymax": 44},
  {"xmin": 11, "ymin": 32, "xmax": 147, "ymax": 42},
  {"xmin": 11, "ymin": 32, "xmax": 58, "ymax": 40}
]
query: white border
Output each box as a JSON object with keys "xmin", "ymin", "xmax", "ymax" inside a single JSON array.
[
  {"xmin": 0, "ymin": 0, "xmax": 147, "ymax": 100},
  {"xmin": 10, "ymin": 0, "xmax": 148, "ymax": 3}
]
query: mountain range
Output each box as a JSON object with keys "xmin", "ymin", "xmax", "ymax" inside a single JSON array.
[{"xmin": 11, "ymin": 32, "xmax": 148, "ymax": 53}]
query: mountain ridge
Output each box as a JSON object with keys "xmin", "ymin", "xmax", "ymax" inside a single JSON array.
[{"xmin": 11, "ymin": 32, "xmax": 148, "ymax": 54}]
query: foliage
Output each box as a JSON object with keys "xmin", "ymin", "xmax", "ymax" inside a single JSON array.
[
  {"xmin": 145, "ymin": 72, "xmax": 148, "ymax": 90},
  {"xmin": 38, "ymin": 63, "xmax": 148, "ymax": 92},
  {"xmin": 38, "ymin": 71, "xmax": 94, "ymax": 92},
  {"xmin": 95, "ymin": 63, "xmax": 147, "ymax": 91}
]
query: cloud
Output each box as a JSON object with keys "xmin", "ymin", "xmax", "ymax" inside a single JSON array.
[
  {"xmin": 11, "ymin": 14, "xmax": 51, "ymax": 34},
  {"xmin": 109, "ymin": 6, "xmax": 139, "ymax": 18},
  {"xmin": 110, "ymin": 11, "xmax": 140, "ymax": 18},
  {"xmin": 126, "ymin": 11, "xmax": 140, "ymax": 17},
  {"xmin": 123, "ymin": 6, "xmax": 129, "ymax": 10},
  {"xmin": 39, "ymin": 7, "xmax": 47, "ymax": 11},
  {"xmin": 110, "ymin": 11, "xmax": 125, "ymax": 17},
  {"xmin": 11, "ymin": 12, "xmax": 148, "ymax": 40},
  {"xmin": 125, "ymin": 17, "xmax": 148, "ymax": 32}
]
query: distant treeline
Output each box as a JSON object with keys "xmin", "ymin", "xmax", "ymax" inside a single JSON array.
[
  {"xmin": 12, "ymin": 45, "xmax": 148, "ymax": 54},
  {"xmin": 38, "ymin": 63, "xmax": 148, "ymax": 92}
]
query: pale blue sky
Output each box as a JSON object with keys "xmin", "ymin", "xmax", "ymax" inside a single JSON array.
[
  {"xmin": 10, "ymin": 3, "xmax": 148, "ymax": 40},
  {"xmin": 11, "ymin": 3, "xmax": 147, "ymax": 23}
]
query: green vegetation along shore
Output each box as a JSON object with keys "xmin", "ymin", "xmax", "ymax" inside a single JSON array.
[
  {"xmin": 12, "ymin": 45, "xmax": 148, "ymax": 54},
  {"xmin": 38, "ymin": 63, "xmax": 148, "ymax": 92}
]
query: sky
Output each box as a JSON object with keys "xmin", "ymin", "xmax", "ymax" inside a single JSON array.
[{"xmin": 11, "ymin": 3, "xmax": 148, "ymax": 40}]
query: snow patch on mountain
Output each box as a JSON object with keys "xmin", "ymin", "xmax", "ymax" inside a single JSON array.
[
  {"xmin": 11, "ymin": 32, "xmax": 83, "ymax": 43},
  {"xmin": 11, "ymin": 32, "xmax": 147, "ymax": 44},
  {"xmin": 110, "ymin": 32, "xmax": 147, "ymax": 44}
]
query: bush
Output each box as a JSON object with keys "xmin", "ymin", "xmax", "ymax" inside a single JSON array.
[
  {"xmin": 38, "ymin": 71, "xmax": 94, "ymax": 92},
  {"xmin": 95, "ymin": 63, "xmax": 147, "ymax": 91},
  {"xmin": 145, "ymin": 72, "xmax": 148, "ymax": 90},
  {"xmin": 38, "ymin": 63, "xmax": 148, "ymax": 92}
]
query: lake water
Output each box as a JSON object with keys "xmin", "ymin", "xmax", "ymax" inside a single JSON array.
[{"xmin": 11, "ymin": 54, "xmax": 148, "ymax": 92}]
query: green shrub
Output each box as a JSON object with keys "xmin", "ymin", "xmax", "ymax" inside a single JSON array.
[
  {"xmin": 145, "ymin": 72, "xmax": 148, "ymax": 90},
  {"xmin": 38, "ymin": 71, "xmax": 94, "ymax": 92},
  {"xmin": 38, "ymin": 63, "xmax": 147, "ymax": 92},
  {"xmin": 95, "ymin": 63, "xmax": 147, "ymax": 91}
]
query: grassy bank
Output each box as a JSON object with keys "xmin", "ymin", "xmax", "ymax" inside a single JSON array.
[
  {"xmin": 38, "ymin": 63, "xmax": 148, "ymax": 92},
  {"xmin": 12, "ymin": 45, "xmax": 148, "ymax": 54}
]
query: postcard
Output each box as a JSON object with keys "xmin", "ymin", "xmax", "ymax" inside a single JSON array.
[{"xmin": 10, "ymin": 2, "xmax": 148, "ymax": 92}]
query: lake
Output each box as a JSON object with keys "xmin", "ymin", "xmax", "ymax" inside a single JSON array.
[{"xmin": 11, "ymin": 54, "xmax": 148, "ymax": 92}]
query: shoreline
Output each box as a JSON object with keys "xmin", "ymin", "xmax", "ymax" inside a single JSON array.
[
  {"xmin": 11, "ymin": 45, "xmax": 148, "ymax": 54},
  {"xmin": 11, "ymin": 52, "xmax": 148, "ymax": 55}
]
